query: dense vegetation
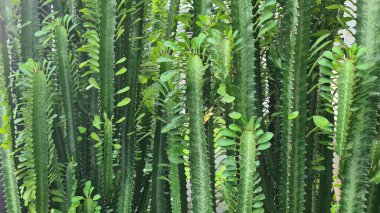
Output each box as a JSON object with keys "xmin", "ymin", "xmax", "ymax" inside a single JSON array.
[{"xmin": 0, "ymin": 0, "xmax": 379, "ymax": 212}]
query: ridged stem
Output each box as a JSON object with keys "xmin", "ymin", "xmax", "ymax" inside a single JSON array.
[
  {"xmin": 20, "ymin": 0, "xmax": 39, "ymax": 61},
  {"xmin": 339, "ymin": 0, "xmax": 380, "ymax": 212},
  {"xmin": 231, "ymin": 0, "xmax": 257, "ymax": 119},
  {"xmin": 236, "ymin": 129, "xmax": 257, "ymax": 213},
  {"xmin": 103, "ymin": 119, "xmax": 113, "ymax": 205},
  {"xmin": 32, "ymin": 70, "xmax": 49, "ymax": 213},
  {"xmin": 99, "ymin": 0, "xmax": 116, "ymax": 118},
  {"xmin": 279, "ymin": 0, "xmax": 311, "ymax": 212},
  {"xmin": 0, "ymin": 26, "xmax": 22, "ymax": 213},
  {"xmin": 335, "ymin": 60, "xmax": 355, "ymax": 159},
  {"xmin": 151, "ymin": 62, "xmax": 171, "ymax": 213},
  {"xmin": 55, "ymin": 26, "xmax": 77, "ymax": 161},
  {"xmin": 186, "ymin": 55, "xmax": 213, "ymax": 212},
  {"xmin": 118, "ymin": 2, "xmax": 145, "ymax": 212}
]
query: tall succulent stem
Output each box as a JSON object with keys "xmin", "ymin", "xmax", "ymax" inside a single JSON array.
[
  {"xmin": 55, "ymin": 26, "xmax": 77, "ymax": 161},
  {"xmin": 339, "ymin": 0, "xmax": 380, "ymax": 212},
  {"xmin": 186, "ymin": 55, "xmax": 213, "ymax": 212},
  {"xmin": 118, "ymin": 2, "xmax": 145, "ymax": 212},
  {"xmin": 99, "ymin": 0, "xmax": 116, "ymax": 118},
  {"xmin": 0, "ymin": 24, "xmax": 22, "ymax": 213},
  {"xmin": 20, "ymin": 0, "xmax": 39, "ymax": 61},
  {"xmin": 32, "ymin": 70, "xmax": 49, "ymax": 213},
  {"xmin": 279, "ymin": 0, "xmax": 311, "ymax": 212}
]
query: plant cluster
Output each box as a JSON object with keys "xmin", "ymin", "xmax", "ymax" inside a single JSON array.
[{"xmin": 0, "ymin": 0, "xmax": 379, "ymax": 213}]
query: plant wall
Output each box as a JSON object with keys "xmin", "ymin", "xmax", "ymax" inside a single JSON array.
[{"xmin": 0, "ymin": 0, "xmax": 379, "ymax": 213}]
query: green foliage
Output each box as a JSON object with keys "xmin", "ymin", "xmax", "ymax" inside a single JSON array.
[{"xmin": 0, "ymin": 0, "xmax": 379, "ymax": 213}]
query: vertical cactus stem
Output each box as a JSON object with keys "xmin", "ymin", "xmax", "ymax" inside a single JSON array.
[
  {"xmin": 151, "ymin": 61, "xmax": 171, "ymax": 213},
  {"xmin": 20, "ymin": 0, "xmax": 39, "ymax": 61},
  {"xmin": 55, "ymin": 25, "xmax": 77, "ymax": 161},
  {"xmin": 231, "ymin": 0, "xmax": 258, "ymax": 119},
  {"xmin": 32, "ymin": 70, "xmax": 49, "ymax": 213},
  {"xmin": 186, "ymin": 54, "xmax": 213, "ymax": 212},
  {"xmin": 118, "ymin": 2, "xmax": 145, "ymax": 212},
  {"xmin": 99, "ymin": 0, "xmax": 116, "ymax": 118},
  {"xmin": 279, "ymin": 0, "xmax": 311, "ymax": 212},
  {"xmin": 236, "ymin": 127, "xmax": 257, "ymax": 213},
  {"xmin": 103, "ymin": 118, "xmax": 113, "ymax": 205},
  {"xmin": 339, "ymin": 0, "xmax": 380, "ymax": 212},
  {"xmin": 0, "ymin": 27, "xmax": 22, "ymax": 213},
  {"xmin": 335, "ymin": 60, "xmax": 355, "ymax": 160}
]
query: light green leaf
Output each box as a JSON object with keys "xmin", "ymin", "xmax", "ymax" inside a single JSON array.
[
  {"xmin": 78, "ymin": 126, "xmax": 87, "ymax": 134},
  {"xmin": 313, "ymin": 115, "xmax": 330, "ymax": 128},
  {"xmin": 160, "ymin": 70, "xmax": 176, "ymax": 82},
  {"xmin": 258, "ymin": 142, "xmax": 271, "ymax": 151},
  {"xmin": 115, "ymin": 57, "xmax": 126, "ymax": 65},
  {"xmin": 116, "ymin": 67, "xmax": 127, "ymax": 75},
  {"xmin": 228, "ymin": 112, "xmax": 242, "ymax": 120},
  {"xmin": 157, "ymin": 57, "xmax": 173, "ymax": 63},
  {"xmin": 258, "ymin": 132, "xmax": 274, "ymax": 144},
  {"xmin": 91, "ymin": 132, "xmax": 100, "ymax": 141},
  {"xmin": 88, "ymin": 77, "xmax": 99, "ymax": 89},
  {"xmin": 288, "ymin": 111, "xmax": 299, "ymax": 120},
  {"xmin": 117, "ymin": 98, "xmax": 131, "ymax": 107}
]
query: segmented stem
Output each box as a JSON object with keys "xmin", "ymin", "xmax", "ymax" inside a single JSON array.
[
  {"xmin": 236, "ymin": 129, "xmax": 257, "ymax": 213},
  {"xmin": 335, "ymin": 60, "xmax": 355, "ymax": 158},
  {"xmin": 20, "ymin": 0, "xmax": 39, "ymax": 60},
  {"xmin": 231, "ymin": 0, "xmax": 258, "ymax": 119},
  {"xmin": 186, "ymin": 55, "xmax": 213, "ymax": 212},
  {"xmin": 55, "ymin": 25, "xmax": 77, "ymax": 160},
  {"xmin": 32, "ymin": 70, "xmax": 49, "ymax": 213},
  {"xmin": 118, "ymin": 2, "xmax": 145, "ymax": 212},
  {"xmin": 99, "ymin": 0, "xmax": 116, "ymax": 118},
  {"xmin": 0, "ymin": 26, "xmax": 22, "ymax": 213},
  {"xmin": 103, "ymin": 119, "xmax": 113, "ymax": 205},
  {"xmin": 279, "ymin": 0, "xmax": 311, "ymax": 212},
  {"xmin": 339, "ymin": 0, "xmax": 380, "ymax": 212}
]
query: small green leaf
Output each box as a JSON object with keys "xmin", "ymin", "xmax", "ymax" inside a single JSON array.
[
  {"xmin": 93, "ymin": 194, "xmax": 101, "ymax": 201},
  {"xmin": 229, "ymin": 124, "xmax": 242, "ymax": 132},
  {"xmin": 160, "ymin": 70, "xmax": 176, "ymax": 82},
  {"xmin": 217, "ymin": 128, "xmax": 238, "ymax": 138},
  {"xmin": 117, "ymin": 98, "xmax": 131, "ymax": 107},
  {"xmin": 370, "ymin": 171, "xmax": 380, "ymax": 184},
  {"xmin": 228, "ymin": 112, "xmax": 242, "ymax": 120},
  {"xmin": 93, "ymin": 115, "xmax": 101, "ymax": 129},
  {"xmin": 258, "ymin": 20, "xmax": 276, "ymax": 37},
  {"xmin": 288, "ymin": 111, "xmax": 299, "ymax": 120},
  {"xmin": 116, "ymin": 117, "xmax": 126, "ymax": 123},
  {"xmin": 223, "ymin": 95, "xmax": 235, "ymax": 103},
  {"xmin": 116, "ymin": 86, "xmax": 130, "ymax": 94},
  {"xmin": 258, "ymin": 142, "xmax": 271, "ymax": 150},
  {"xmin": 312, "ymin": 166, "xmax": 326, "ymax": 171},
  {"xmin": 113, "ymin": 144, "xmax": 121, "ymax": 150},
  {"xmin": 88, "ymin": 77, "xmax": 99, "ymax": 89},
  {"xmin": 157, "ymin": 57, "xmax": 173, "ymax": 63},
  {"xmin": 138, "ymin": 75, "xmax": 148, "ymax": 84},
  {"xmin": 218, "ymin": 138, "xmax": 235, "ymax": 147},
  {"xmin": 313, "ymin": 115, "xmax": 330, "ymax": 128},
  {"xmin": 90, "ymin": 132, "xmax": 100, "ymax": 141},
  {"xmin": 356, "ymin": 63, "xmax": 370, "ymax": 70},
  {"xmin": 78, "ymin": 126, "xmax": 87, "ymax": 134},
  {"xmin": 115, "ymin": 57, "xmax": 126, "ymax": 65},
  {"xmin": 116, "ymin": 67, "xmax": 127, "ymax": 75},
  {"xmin": 258, "ymin": 132, "xmax": 274, "ymax": 144}
]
